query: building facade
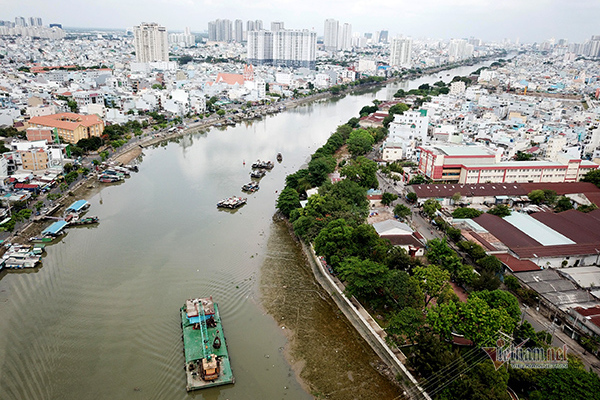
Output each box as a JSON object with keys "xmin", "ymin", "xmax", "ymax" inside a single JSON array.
[
  {"xmin": 20, "ymin": 148, "xmax": 49, "ymax": 171},
  {"xmin": 247, "ymin": 30, "xmax": 273, "ymax": 66},
  {"xmin": 29, "ymin": 113, "xmax": 104, "ymax": 144},
  {"xmin": 133, "ymin": 23, "xmax": 169, "ymax": 63},
  {"xmin": 323, "ymin": 19, "xmax": 339, "ymax": 51},
  {"xmin": 389, "ymin": 37, "xmax": 413, "ymax": 68},
  {"xmin": 248, "ymin": 29, "xmax": 316, "ymax": 69},
  {"xmin": 207, "ymin": 19, "xmax": 232, "ymax": 42},
  {"xmin": 418, "ymin": 144, "xmax": 599, "ymax": 184},
  {"xmin": 273, "ymin": 30, "xmax": 317, "ymax": 69}
]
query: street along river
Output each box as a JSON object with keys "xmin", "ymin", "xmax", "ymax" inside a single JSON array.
[{"xmin": 0, "ymin": 61, "xmax": 495, "ymax": 400}]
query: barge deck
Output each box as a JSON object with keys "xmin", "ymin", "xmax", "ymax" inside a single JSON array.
[{"xmin": 181, "ymin": 297, "xmax": 234, "ymax": 391}]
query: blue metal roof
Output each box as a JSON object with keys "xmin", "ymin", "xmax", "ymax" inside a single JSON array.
[
  {"xmin": 66, "ymin": 200, "xmax": 89, "ymax": 212},
  {"xmin": 42, "ymin": 220, "xmax": 68, "ymax": 235}
]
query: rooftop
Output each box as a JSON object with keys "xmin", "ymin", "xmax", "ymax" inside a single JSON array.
[{"xmin": 503, "ymin": 212, "xmax": 575, "ymax": 246}]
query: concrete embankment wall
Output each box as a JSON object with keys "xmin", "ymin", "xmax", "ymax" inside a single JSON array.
[{"xmin": 302, "ymin": 241, "xmax": 431, "ymax": 400}]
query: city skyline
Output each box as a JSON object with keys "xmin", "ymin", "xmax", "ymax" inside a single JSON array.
[{"xmin": 2, "ymin": 0, "xmax": 599, "ymax": 43}]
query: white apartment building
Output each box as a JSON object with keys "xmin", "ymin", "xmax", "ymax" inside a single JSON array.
[
  {"xmin": 545, "ymin": 135, "xmax": 567, "ymax": 161},
  {"xmin": 389, "ymin": 110, "xmax": 429, "ymax": 143},
  {"xmin": 339, "ymin": 23, "xmax": 352, "ymax": 51},
  {"xmin": 448, "ymin": 39, "xmax": 474, "ymax": 62},
  {"xmin": 247, "ymin": 30, "xmax": 273, "ymax": 66},
  {"xmin": 389, "ymin": 37, "xmax": 412, "ymax": 68},
  {"xmin": 323, "ymin": 19, "xmax": 339, "ymax": 51},
  {"xmin": 168, "ymin": 27, "xmax": 194, "ymax": 47},
  {"xmin": 248, "ymin": 29, "xmax": 316, "ymax": 69},
  {"xmin": 273, "ymin": 30, "xmax": 317, "ymax": 69},
  {"xmin": 134, "ymin": 23, "xmax": 169, "ymax": 63}
]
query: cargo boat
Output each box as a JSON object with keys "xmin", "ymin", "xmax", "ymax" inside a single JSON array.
[
  {"xmin": 251, "ymin": 160, "xmax": 274, "ymax": 169},
  {"xmin": 250, "ymin": 170, "xmax": 266, "ymax": 179},
  {"xmin": 181, "ymin": 297, "xmax": 234, "ymax": 391},
  {"xmin": 217, "ymin": 197, "xmax": 247, "ymax": 209},
  {"xmin": 241, "ymin": 182, "xmax": 259, "ymax": 193}
]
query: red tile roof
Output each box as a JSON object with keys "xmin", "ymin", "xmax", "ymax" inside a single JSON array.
[
  {"xmin": 215, "ymin": 73, "xmax": 244, "ymax": 86},
  {"xmin": 498, "ymin": 253, "xmax": 540, "ymax": 272},
  {"xmin": 29, "ymin": 112, "xmax": 103, "ymax": 131}
]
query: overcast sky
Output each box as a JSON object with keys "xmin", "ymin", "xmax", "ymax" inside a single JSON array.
[{"xmin": 2, "ymin": 0, "xmax": 598, "ymax": 43}]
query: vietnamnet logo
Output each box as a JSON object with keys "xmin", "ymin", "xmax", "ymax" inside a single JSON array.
[{"xmin": 483, "ymin": 338, "xmax": 569, "ymax": 370}]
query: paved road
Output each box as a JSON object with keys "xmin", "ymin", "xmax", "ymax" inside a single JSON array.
[
  {"xmin": 376, "ymin": 171, "xmax": 442, "ymax": 242},
  {"xmin": 522, "ymin": 306, "xmax": 600, "ymax": 374}
]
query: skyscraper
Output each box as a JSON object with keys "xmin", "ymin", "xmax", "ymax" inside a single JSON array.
[
  {"xmin": 248, "ymin": 28, "xmax": 317, "ymax": 69},
  {"xmin": 15, "ymin": 17, "xmax": 26, "ymax": 27},
  {"xmin": 324, "ymin": 19, "xmax": 339, "ymax": 51},
  {"xmin": 273, "ymin": 29, "xmax": 317, "ymax": 69},
  {"xmin": 254, "ymin": 20, "xmax": 263, "ymax": 31},
  {"xmin": 207, "ymin": 19, "xmax": 232, "ymax": 42},
  {"xmin": 234, "ymin": 19, "xmax": 244, "ymax": 42},
  {"xmin": 378, "ymin": 30, "xmax": 389, "ymax": 43},
  {"xmin": 340, "ymin": 23, "xmax": 352, "ymax": 51},
  {"xmin": 389, "ymin": 37, "xmax": 413, "ymax": 67},
  {"xmin": 168, "ymin": 27, "xmax": 195, "ymax": 47},
  {"xmin": 448, "ymin": 39, "xmax": 474, "ymax": 61},
  {"xmin": 133, "ymin": 22, "xmax": 169, "ymax": 63},
  {"xmin": 246, "ymin": 20, "xmax": 255, "ymax": 32},
  {"xmin": 271, "ymin": 21, "xmax": 285, "ymax": 32},
  {"xmin": 247, "ymin": 30, "xmax": 273, "ymax": 65}
]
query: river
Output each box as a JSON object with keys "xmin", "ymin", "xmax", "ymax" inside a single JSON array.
[{"xmin": 0, "ymin": 60, "xmax": 496, "ymax": 400}]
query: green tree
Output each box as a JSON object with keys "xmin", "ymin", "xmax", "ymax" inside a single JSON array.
[
  {"xmin": 341, "ymin": 156, "xmax": 378, "ymax": 189},
  {"xmin": 406, "ymin": 192, "xmax": 418, "ymax": 203},
  {"xmin": 472, "ymin": 269, "xmax": 502, "ymax": 291},
  {"xmin": 408, "ymin": 175, "xmax": 430, "ymax": 185},
  {"xmin": 422, "ymin": 198, "xmax": 441, "ymax": 218},
  {"xmin": 386, "ymin": 307, "xmax": 425, "ymax": 344},
  {"xmin": 408, "ymin": 332, "xmax": 460, "ymax": 380},
  {"xmin": 430, "ymin": 296, "xmax": 517, "ymax": 346},
  {"xmin": 487, "ymin": 204, "xmax": 511, "ymax": 217},
  {"xmin": 515, "ymin": 151, "xmax": 533, "ymax": 161},
  {"xmin": 388, "ymin": 103, "xmax": 410, "ymax": 115},
  {"xmin": 452, "ymin": 207, "xmax": 483, "ymax": 219},
  {"xmin": 338, "ymin": 257, "xmax": 388, "ymax": 298},
  {"xmin": 384, "ymin": 270, "xmax": 424, "ymax": 308},
  {"xmin": 578, "ymin": 203, "xmax": 598, "ymax": 213},
  {"xmin": 314, "ymin": 218, "xmax": 355, "ymax": 268},
  {"xmin": 359, "ymin": 105, "xmax": 378, "ymax": 116},
  {"xmin": 414, "ymin": 265, "xmax": 450, "ymax": 307},
  {"xmin": 393, "ymin": 204, "xmax": 411, "ymax": 219},
  {"xmin": 529, "ymin": 358, "xmax": 600, "ymax": 400},
  {"xmin": 351, "ymin": 223, "xmax": 391, "ymax": 262},
  {"xmin": 386, "ymin": 246, "xmax": 417, "ymax": 272},
  {"xmin": 582, "ymin": 169, "xmax": 600, "ymax": 188},
  {"xmin": 504, "ymin": 275, "xmax": 520, "ymax": 291},
  {"xmin": 438, "ymin": 360, "xmax": 511, "ymax": 400},
  {"xmin": 276, "ymin": 187, "xmax": 300, "ymax": 217},
  {"xmin": 471, "ymin": 290, "xmax": 521, "ymax": 324},
  {"xmin": 554, "ymin": 196, "xmax": 573, "ymax": 212},
  {"xmin": 381, "ymin": 192, "xmax": 398, "ymax": 206},
  {"xmin": 477, "ymin": 255, "xmax": 503, "ymax": 274},
  {"xmin": 346, "ymin": 129, "xmax": 374, "ymax": 157},
  {"xmin": 307, "ymin": 156, "xmax": 336, "ymax": 187}
]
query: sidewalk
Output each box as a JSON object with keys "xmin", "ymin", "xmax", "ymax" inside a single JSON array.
[{"xmin": 523, "ymin": 306, "xmax": 600, "ymax": 373}]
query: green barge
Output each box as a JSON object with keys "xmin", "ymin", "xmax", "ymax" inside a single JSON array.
[{"xmin": 181, "ymin": 297, "xmax": 234, "ymax": 391}]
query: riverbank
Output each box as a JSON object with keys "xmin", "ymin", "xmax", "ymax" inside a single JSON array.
[{"xmin": 260, "ymin": 220, "xmax": 404, "ymax": 400}]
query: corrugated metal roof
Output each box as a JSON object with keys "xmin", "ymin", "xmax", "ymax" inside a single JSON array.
[
  {"xmin": 66, "ymin": 200, "xmax": 89, "ymax": 212},
  {"xmin": 531, "ymin": 210, "xmax": 600, "ymax": 244},
  {"xmin": 41, "ymin": 220, "xmax": 67, "ymax": 235},
  {"xmin": 558, "ymin": 267, "xmax": 600, "ymax": 290},
  {"xmin": 503, "ymin": 212, "xmax": 575, "ymax": 246}
]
